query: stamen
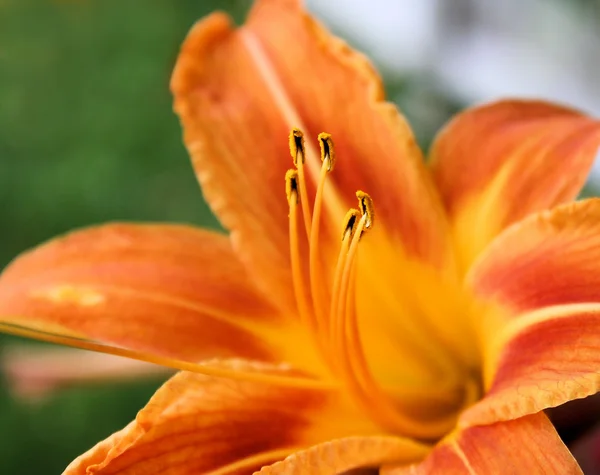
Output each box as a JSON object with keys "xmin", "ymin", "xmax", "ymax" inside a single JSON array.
[
  {"xmin": 332, "ymin": 211, "xmax": 368, "ymax": 367},
  {"xmin": 332, "ymin": 193, "xmax": 372, "ymax": 337},
  {"xmin": 329, "ymin": 209, "xmax": 360, "ymax": 343},
  {"xmin": 330, "ymin": 198, "xmax": 451, "ymax": 439},
  {"xmin": 285, "ymin": 169, "xmax": 299, "ymax": 204},
  {"xmin": 356, "ymin": 191, "xmax": 374, "ymax": 229},
  {"xmin": 309, "ymin": 133, "xmax": 336, "ymax": 331},
  {"xmin": 318, "ymin": 133, "xmax": 335, "ymax": 171},
  {"xmin": 288, "ymin": 128, "xmax": 304, "ymax": 168},
  {"xmin": 340, "ymin": 264, "xmax": 449, "ymax": 439},
  {"xmin": 286, "ymin": 169, "xmax": 315, "ymax": 332},
  {"xmin": 0, "ymin": 323, "xmax": 333, "ymax": 389},
  {"xmin": 289, "ymin": 128, "xmax": 312, "ymax": 238},
  {"xmin": 342, "ymin": 286, "xmax": 456, "ymax": 439},
  {"xmin": 341, "ymin": 209, "xmax": 360, "ymax": 240},
  {"xmin": 325, "ymin": 208, "xmax": 362, "ymax": 375},
  {"xmin": 282, "ymin": 129, "xmax": 455, "ymax": 439}
]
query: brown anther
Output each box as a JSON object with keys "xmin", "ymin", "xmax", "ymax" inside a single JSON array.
[
  {"xmin": 289, "ymin": 128, "xmax": 305, "ymax": 166},
  {"xmin": 356, "ymin": 191, "xmax": 374, "ymax": 229},
  {"xmin": 285, "ymin": 169, "xmax": 299, "ymax": 204},
  {"xmin": 341, "ymin": 209, "xmax": 361, "ymax": 240},
  {"xmin": 317, "ymin": 132, "xmax": 335, "ymax": 171}
]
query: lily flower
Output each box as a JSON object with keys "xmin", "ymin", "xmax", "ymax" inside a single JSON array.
[{"xmin": 1, "ymin": 0, "xmax": 600, "ymax": 472}]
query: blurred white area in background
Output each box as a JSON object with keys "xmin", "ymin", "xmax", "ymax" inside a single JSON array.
[
  {"xmin": 308, "ymin": 0, "xmax": 600, "ymax": 181},
  {"xmin": 307, "ymin": 0, "xmax": 441, "ymax": 72}
]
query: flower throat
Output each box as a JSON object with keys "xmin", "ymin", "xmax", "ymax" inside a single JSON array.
[{"xmin": 284, "ymin": 129, "xmax": 448, "ymax": 439}]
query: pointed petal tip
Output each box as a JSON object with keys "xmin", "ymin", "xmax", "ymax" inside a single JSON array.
[{"xmin": 170, "ymin": 11, "xmax": 233, "ymax": 98}]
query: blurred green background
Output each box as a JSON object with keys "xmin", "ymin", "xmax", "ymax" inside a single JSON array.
[{"xmin": 0, "ymin": 0, "xmax": 597, "ymax": 473}]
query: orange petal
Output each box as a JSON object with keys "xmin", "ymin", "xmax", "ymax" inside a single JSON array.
[
  {"xmin": 462, "ymin": 200, "xmax": 600, "ymax": 425},
  {"xmin": 468, "ymin": 199, "xmax": 600, "ymax": 317},
  {"xmin": 257, "ymin": 436, "xmax": 428, "ymax": 475},
  {"xmin": 0, "ymin": 223, "xmax": 319, "ymax": 371},
  {"xmin": 171, "ymin": 0, "xmax": 453, "ymax": 310},
  {"xmin": 461, "ymin": 305, "xmax": 600, "ymax": 428},
  {"xmin": 63, "ymin": 361, "xmax": 392, "ymax": 475},
  {"xmin": 430, "ymin": 99, "xmax": 600, "ymax": 272},
  {"xmin": 384, "ymin": 413, "xmax": 581, "ymax": 474}
]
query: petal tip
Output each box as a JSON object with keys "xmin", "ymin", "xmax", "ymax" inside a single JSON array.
[{"xmin": 170, "ymin": 11, "xmax": 234, "ymax": 97}]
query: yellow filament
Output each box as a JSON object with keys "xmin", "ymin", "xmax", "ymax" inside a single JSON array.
[
  {"xmin": 331, "ymin": 196, "xmax": 370, "ymax": 363},
  {"xmin": 328, "ymin": 210, "xmax": 360, "ymax": 344},
  {"xmin": 331, "ymin": 217, "xmax": 455, "ymax": 439},
  {"xmin": 333, "ymin": 213, "xmax": 367, "ymax": 369},
  {"xmin": 289, "ymin": 128, "xmax": 312, "ymax": 239},
  {"xmin": 0, "ymin": 322, "xmax": 334, "ymax": 389},
  {"xmin": 296, "ymin": 161, "xmax": 312, "ymax": 239},
  {"xmin": 287, "ymin": 170, "xmax": 315, "ymax": 333},
  {"xmin": 308, "ymin": 155, "xmax": 332, "ymax": 330}
]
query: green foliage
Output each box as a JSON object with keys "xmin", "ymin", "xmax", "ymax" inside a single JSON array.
[{"xmin": 0, "ymin": 0, "xmax": 251, "ymax": 269}]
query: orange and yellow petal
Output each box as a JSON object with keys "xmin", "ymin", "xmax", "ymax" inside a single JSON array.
[
  {"xmin": 468, "ymin": 199, "xmax": 600, "ymax": 316},
  {"xmin": 384, "ymin": 413, "xmax": 580, "ymax": 474},
  {"xmin": 429, "ymin": 99, "xmax": 600, "ymax": 272},
  {"xmin": 171, "ymin": 0, "xmax": 453, "ymax": 313},
  {"xmin": 461, "ymin": 199, "xmax": 600, "ymax": 426},
  {"xmin": 0, "ymin": 223, "xmax": 320, "ymax": 371},
  {"xmin": 461, "ymin": 305, "xmax": 600, "ymax": 429},
  {"xmin": 258, "ymin": 436, "xmax": 429, "ymax": 475},
  {"xmin": 63, "ymin": 361, "xmax": 387, "ymax": 475}
]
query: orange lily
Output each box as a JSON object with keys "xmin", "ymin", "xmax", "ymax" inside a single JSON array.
[{"xmin": 1, "ymin": 0, "xmax": 600, "ymax": 473}]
